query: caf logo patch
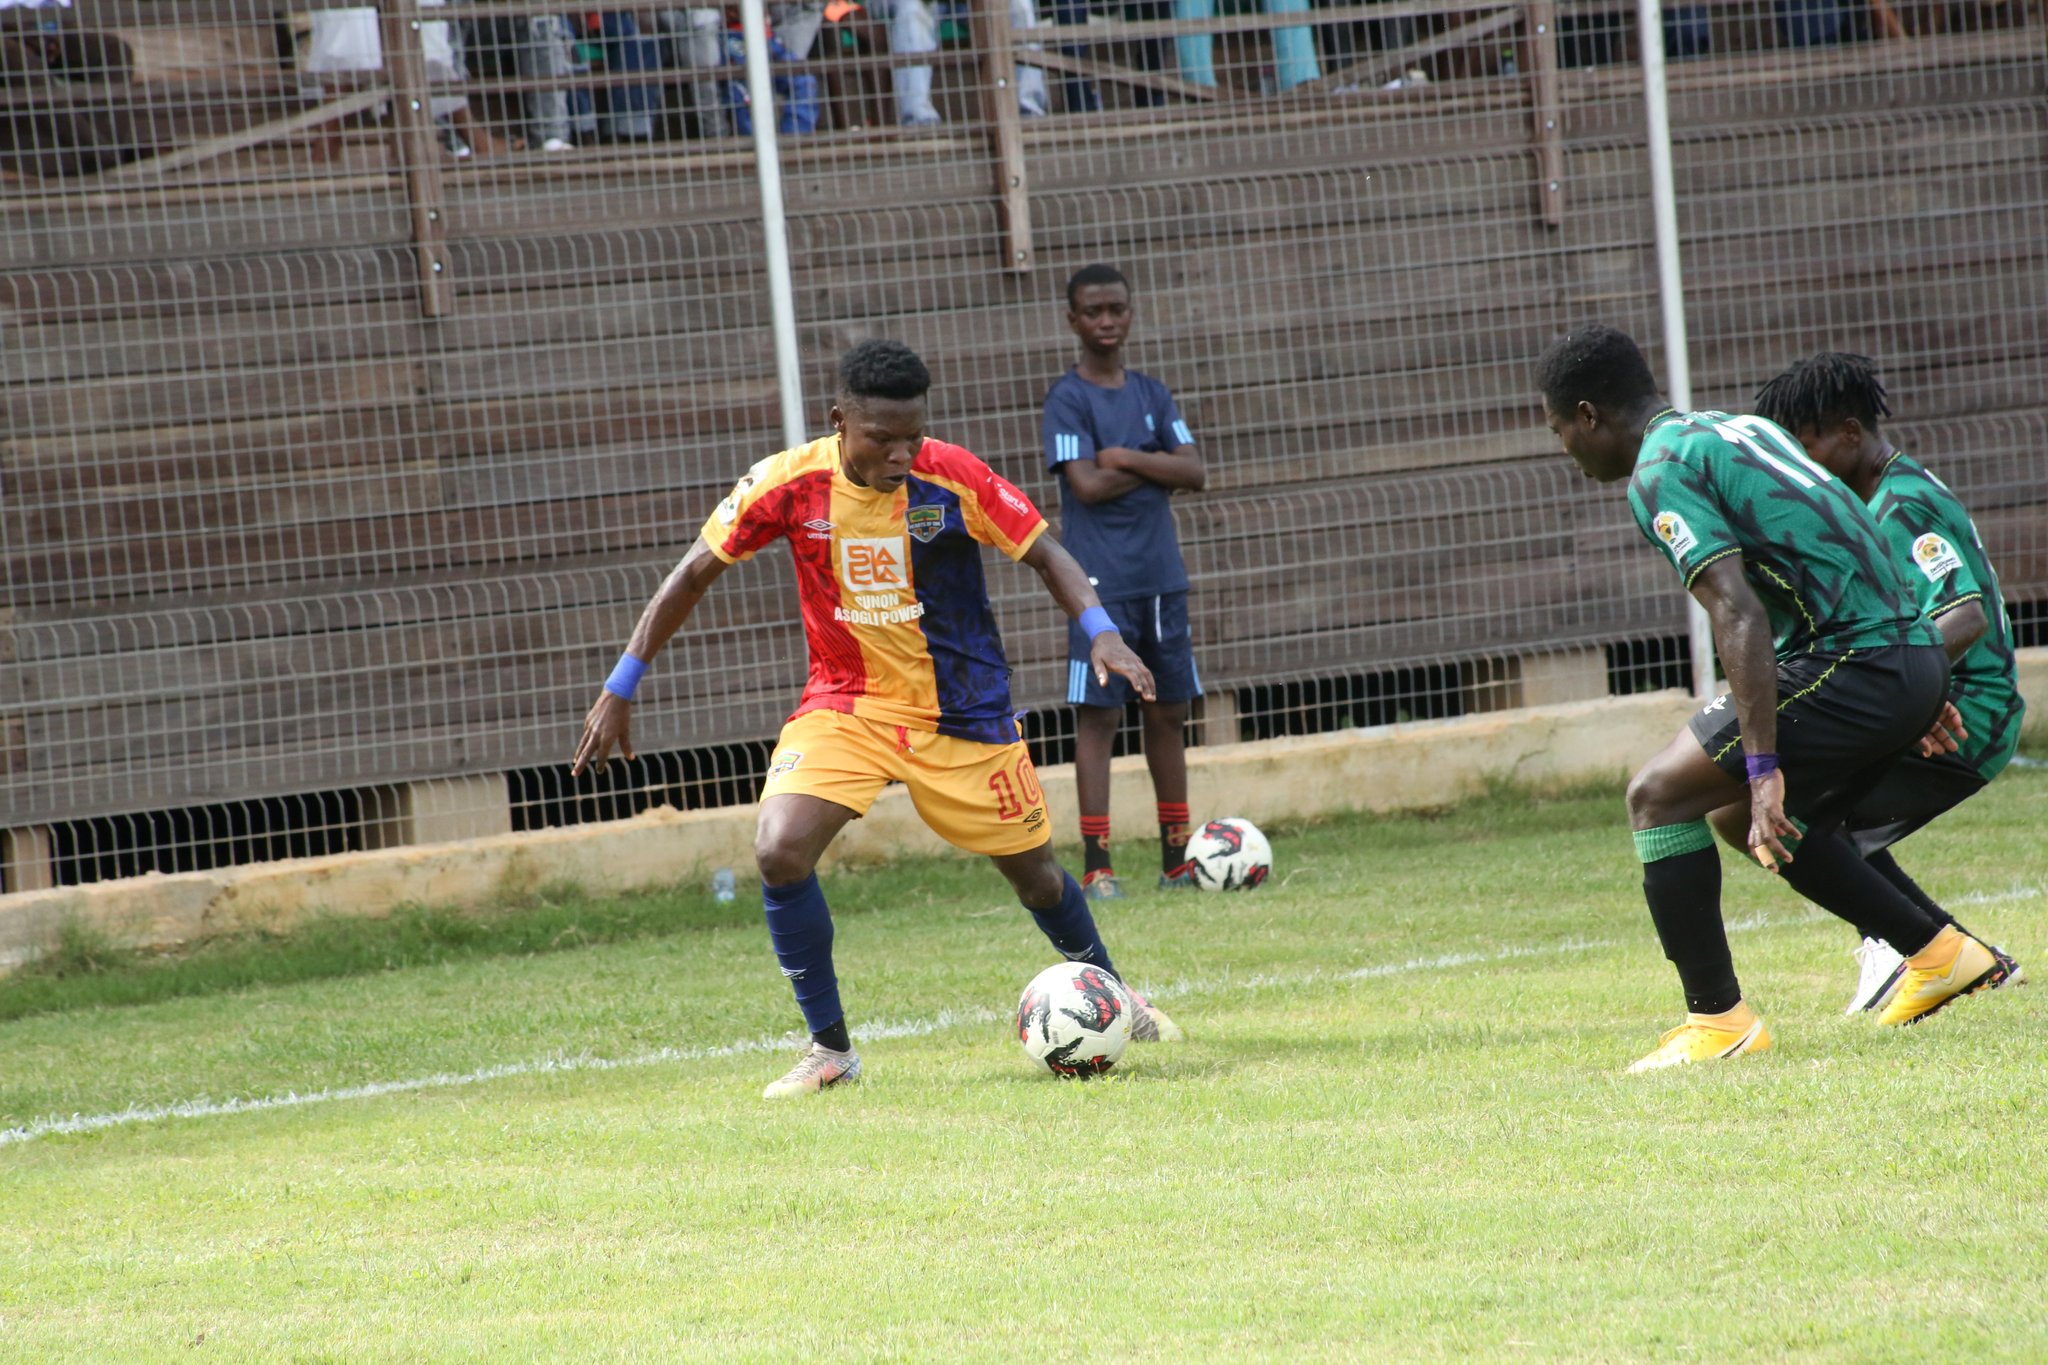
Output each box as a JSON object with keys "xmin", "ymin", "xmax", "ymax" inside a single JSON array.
[
  {"xmin": 1653, "ymin": 511, "xmax": 1698, "ymax": 560},
  {"xmin": 768, "ymin": 750, "xmax": 803, "ymax": 779},
  {"xmin": 905, "ymin": 505, "xmax": 945, "ymax": 544},
  {"xmin": 1911, "ymin": 532, "xmax": 1962, "ymax": 582}
]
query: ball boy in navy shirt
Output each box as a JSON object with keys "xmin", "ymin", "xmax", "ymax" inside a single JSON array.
[{"xmin": 1042, "ymin": 264, "xmax": 1208, "ymax": 898}]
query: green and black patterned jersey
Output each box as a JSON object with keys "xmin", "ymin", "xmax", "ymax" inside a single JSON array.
[
  {"xmin": 1867, "ymin": 450, "xmax": 2024, "ymax": 778},
  {"xmin": 1627, "ymin": 410, "xmax": 1942, "ymax": 659}
]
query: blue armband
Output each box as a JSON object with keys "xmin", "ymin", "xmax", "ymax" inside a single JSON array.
[
  {"xmin": 1744, "ymin": 752, "xmax": 1779, "ymax": 782},
  {"xmin": 1078, "ymin": 606, "xmax": 1117, "ymax": 640},
  {"xmin": 604, "ymin": 652, "xmax": 649, "ymax": 702}
]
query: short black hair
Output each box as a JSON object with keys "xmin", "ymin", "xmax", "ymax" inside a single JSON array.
[
  {"xmin": 838, "ymin": 339, "xmax": 931, "ymax": 403},
  {"xmin": 1535, "ymin": 324, "xmax": 1659, "ymax": 414},
  {"xmin": 1752, "ymin": 352, "xmax": 1891, "ymax": 435},
  {"xmin": 1065, "ymin": 263, "xmax": 1130, "ymax": 309}
]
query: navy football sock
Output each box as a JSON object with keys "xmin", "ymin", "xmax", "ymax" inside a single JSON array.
[
  {"xmin": 762, "ymin": 873, "xmax": 845, "ymax": 1040},
  {"xmin": 1026, "ymin": 870, "xmax": 1119, "ymax": 981}
]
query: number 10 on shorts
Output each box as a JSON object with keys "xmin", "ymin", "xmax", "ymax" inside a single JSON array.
[{"xmin": 988, "ymin": 755, "xmax": 1044, "ymax": 821}]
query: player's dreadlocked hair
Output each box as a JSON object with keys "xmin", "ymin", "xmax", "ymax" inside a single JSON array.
[
  {"xmin": 838, "ymin": 339, "xmax": 931, "ymax": 403},
  {"xmin": 1751, "ymin": 352, "xmax": 1892, "ymax": 435},
  {"xmin": 1066, "ymin": 263, "xmax": 1130, "ymax": 308},
  {"xmin": 1534, "ymin": 324, "xmax": 1659, "ymax": 415}
]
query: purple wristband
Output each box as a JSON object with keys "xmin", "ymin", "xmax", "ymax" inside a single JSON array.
[
  {"xmin": 1744, "ymin": 752, "xmax": 1780, "ymax": 781},
  {"xmin": 1078, "ymin": 605, "xmax": 1117, "ymax": 640}
]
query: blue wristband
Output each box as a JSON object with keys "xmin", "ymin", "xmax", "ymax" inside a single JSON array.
[
  {"xmin": 1744, "ymin": 752, "xmax": 1779, "ymax": 781},
  {"xmin": 1078, "ymin": 606, "xmax": 1117, "ymax": 640},
  {"xmin": 604, "ymin": 652, "xmax": 648, "ymax": 702}
]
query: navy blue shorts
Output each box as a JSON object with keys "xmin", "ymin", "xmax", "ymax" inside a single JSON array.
[{"xmin": 1066, "ymin": 592, "xmax": 1203, "ymax": 708}]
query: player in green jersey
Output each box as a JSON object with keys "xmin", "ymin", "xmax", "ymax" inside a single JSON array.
[
  {"xmin": 1747, "ymin": 352, "xmax": 2025, "ymax": 1012},
  {"xmin": 1535, "ymin": 325, "xmax": 2012, "ymax": 1073}
]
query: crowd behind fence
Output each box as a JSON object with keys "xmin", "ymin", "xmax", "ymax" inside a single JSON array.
[{"xmin": 0, "ymin": 0, "xmax": 2042, "ymax": 889}]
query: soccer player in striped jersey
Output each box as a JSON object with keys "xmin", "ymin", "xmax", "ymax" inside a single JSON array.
[
  {"xmin": 1535, "ymin": 325, "xmax": 2011, "ymax": 1073},
  {"xmin": 573, "ymin": 340, "xmax": 1183, "ymax": 1098},
  {"xmin": 1749, "ymin": 352, "xmax": 2024, "ymax": 1012},
  {"xmin": 1041, "ymin": 264, "xmax": 1208, "ymax": 899}
]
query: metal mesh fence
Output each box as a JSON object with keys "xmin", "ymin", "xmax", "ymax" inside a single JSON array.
[{"xmin": 2, "ymin": 0, "xmax": 2042, "ymax": 889}]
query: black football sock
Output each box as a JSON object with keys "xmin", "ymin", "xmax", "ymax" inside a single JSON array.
[
  {"xmin": 1635, "ymin": 824, "xmax": 1741, "ymax": 1015},
  {"xmin": 1861, "ymin": 848, "xmax": 1961, "ymax": 938},
  {"xmin": 1157, "ymin": 802, "xmax": 1190, "ymax": 875},
  {"xmin": 1778, "ymin": 828, "xmax": 1941, "ymax": 956},
  {"xmin": 1079, "ymin": 816, "xmax": 1112, "ymax": 876},
  {"xmin": 812, "ymin": 1019, "xmax": 852, "ymax": 1053}
]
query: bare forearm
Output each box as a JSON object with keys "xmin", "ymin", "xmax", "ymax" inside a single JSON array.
[
  {"xmin": 1063, "ymin": 460, "xmax": 1146, "ymax": 504},
  {"xmin": 1022, "ymin": 534, "xmax": 1104, "ymax": 620},
  {"xmin": 1711, "ymin": 599, "xmax": 1778, "ymax": 756},
  {"xmin": 1099, "ymin": 446, "xmax": 1206, "ymax": 492},
  {"xmin": 624, "ymin": 539, "xmax": 727, "ymax": 660}
]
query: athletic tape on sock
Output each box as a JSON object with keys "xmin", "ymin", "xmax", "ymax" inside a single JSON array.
[{"xmin": 1634, "ymin": 820, "xmax": 1715, "ymax": 863}]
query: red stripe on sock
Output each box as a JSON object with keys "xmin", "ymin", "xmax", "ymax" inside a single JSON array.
[
  {"xmin": 1156, "ymin": 803, "xmax": 1190, "ymax": 825},
  {"xmin": 1078, "ymin": 817, "xmax": 1111, "ymax": 838}
]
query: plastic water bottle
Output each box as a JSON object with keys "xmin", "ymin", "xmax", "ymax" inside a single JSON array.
[
  {"xmin": 711, "ymin": 868, "xmax": 737, "ymax": 904},
  {"xmin": 1500, "ymin": 46, "xmax": 1519, "ymax": 77}
]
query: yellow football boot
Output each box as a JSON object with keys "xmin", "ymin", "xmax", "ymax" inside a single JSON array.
[
  {"xmin": 1875, "ymin": 925, "xmax": 2009, "ymax": 1027},
  {"xmin": 1627, "ymin": 1002, "xmax": 1772, "ymax": 1074}
]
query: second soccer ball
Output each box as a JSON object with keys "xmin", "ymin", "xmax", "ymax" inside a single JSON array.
[{"xmin": 1183, "ymin": 816, "xmax": 1273, "ymax": 891}]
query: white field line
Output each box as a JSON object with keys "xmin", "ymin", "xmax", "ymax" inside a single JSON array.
[{"xmin": 2, "ymin": 889, "xmax": 2034, "ymax": 1150}]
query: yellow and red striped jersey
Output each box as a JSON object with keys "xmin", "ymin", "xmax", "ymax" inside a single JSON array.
[{"xmin": 701, "ymin": 435, "xmax": 1047, "ymax": 743}]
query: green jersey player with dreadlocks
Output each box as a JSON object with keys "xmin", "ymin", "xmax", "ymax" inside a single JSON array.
[
  {"xmin": 1535, "ymin": 325, "xmax": 2015, "ymax": 1074},
  {"xmin": 1747, "ymin": 352, "xmax": 2025, "ymax": 1014}
]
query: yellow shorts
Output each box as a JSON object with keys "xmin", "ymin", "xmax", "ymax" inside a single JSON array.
[{"xmin": 760, "ymin": 709, "xmax": 1051, "ymax": 857}]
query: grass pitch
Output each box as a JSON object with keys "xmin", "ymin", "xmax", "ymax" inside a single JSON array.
[{"xmin": 3, "ymin": 769, "xmax": 2044, "ymax": 1361}]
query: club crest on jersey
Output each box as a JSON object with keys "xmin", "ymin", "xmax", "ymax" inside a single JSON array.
[
  {"xmin": 1653, "ymin": 511, "xmax": 1697, "ymax": 560},
  {"xmin": 839, "ymin": 537, "xmax": 908, "ymax": 592},
  {"xmin": 905, "ymin": 505, "xmax": 945, "ymax": 544},
  {"xmin": 1911, "ymin": 532, "xmax": 1962, "ymax": 582}
]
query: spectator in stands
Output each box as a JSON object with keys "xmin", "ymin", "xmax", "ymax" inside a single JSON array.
[
  {"xmin": 301, "ymin": 4, "xmax": 492, "ymax": 159},
  {"xmin": 877, "ymin": 0, "xmax": 1048, "ymax": 124},
  {"xmin": 655, "ymin": 6, "xmax": 736, "ymax": 137},
  {"xmin": 1041, "ymin": 263, "xmax": 1207, "ymax": 899},
  {"xmin": 1055, "ymin": 0, "xmax": 1317, "ymax": 110},
  {"xmin": 596, "ymin": 11, "xmax": 664, "ymax": 140},
  {"xmin": 511, "ymin": 12, "xmax": 597, "ymax": 150},
  {"xmin": 422, "ymin": 0, "xmax": 498, "ymax": 157},
  {"xmin": 0, "ymin": 3, "xmax": 138, "ymax": 178}
]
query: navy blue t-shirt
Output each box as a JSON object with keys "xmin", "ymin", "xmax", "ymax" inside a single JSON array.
[{"xmin": 1041, "ymin": 367, "xmax": 1195, "ymax": 602}]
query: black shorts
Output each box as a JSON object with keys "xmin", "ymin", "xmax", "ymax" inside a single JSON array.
[
  {"xmin": 1842, "ymin": 749, "xmax": 1988, "ymax": 857},
  {"xmin": 1687, "ymin": 645, "xmax": 1950, "ymax": 828}
]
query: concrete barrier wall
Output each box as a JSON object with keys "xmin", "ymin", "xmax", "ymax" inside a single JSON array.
[{"xmin": 2, "ymin": 644, "xmax": 2042, "ymax": 973}]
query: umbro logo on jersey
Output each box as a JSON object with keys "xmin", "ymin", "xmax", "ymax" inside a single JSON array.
[{"xmin": 803, "ymin": 517, "xmax": 835, "ymax": 540}]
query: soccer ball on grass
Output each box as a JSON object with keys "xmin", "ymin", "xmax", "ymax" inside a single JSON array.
[
  {"xmin": 1016, "ymin": 961, "xmax": 1133, "ymax": 1077},
  {"xmin": 1183, "ymin": 816, "xmax": 1272, "ymax": 891}
]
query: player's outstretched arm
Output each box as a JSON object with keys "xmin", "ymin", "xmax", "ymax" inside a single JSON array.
[
  {"xmin": 1689, "ymin": 557, "xmax": 1797, "ymax": 867},
  {"xmin": 1020, "ymin": 534, "xmax": 1157, "ymax": 701},
  {"xmin": 571, "ymin": 537, "xmax": 732, "ymax": 775}
]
